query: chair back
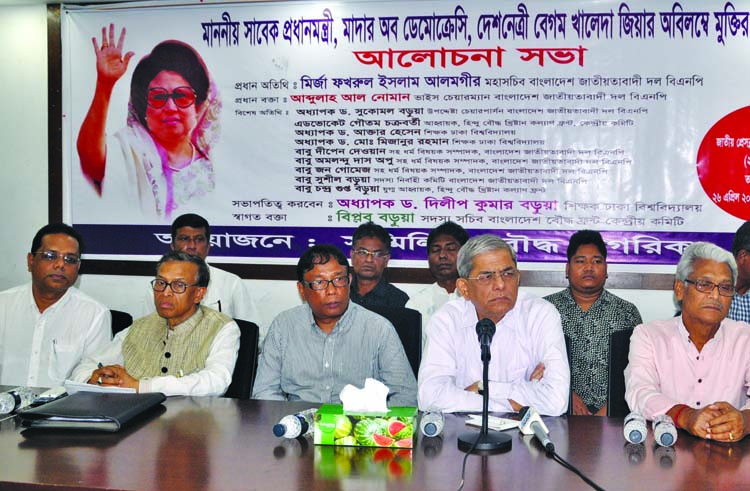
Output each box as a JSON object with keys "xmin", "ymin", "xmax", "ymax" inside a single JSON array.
[
  {"xmin": 224, "ymin": 319, "xmax": 260, "ymax": 399},
  {"xmin": 608, "ymin": 328, "xmax": 634, "ymax": 417},
  {"xmin": 110, "ymin": 310, "xmax": 133, "ymax": 337},
  {"xmin": 362, "ymin": 305, "xmax": 422, "ymax": 379},
  {"xmin": 564, "ymin": 334, "xmax": 573, "ymax": 416}
]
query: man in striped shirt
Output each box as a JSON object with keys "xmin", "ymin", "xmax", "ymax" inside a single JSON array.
[{"xmin": 253, "ymin": 244, "xmax": 416, "ymax": 406}]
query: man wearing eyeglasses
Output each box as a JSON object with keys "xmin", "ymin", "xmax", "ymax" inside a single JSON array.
[
  {"xmin": 140, "ymin": 213, "xmax": 262, "ymax": 344},
  {"xmin": 418, "ymin": 234, "xmax": 570, "ymax": 415},
  {"xmin": 626, "ymin": 242, "xmax": 750, "ymax": 442},
  {"xmin": 252, "ymin": 244, "xmax": 416, "ymax": 405},
  {"xmin": 0, "ymin": 223, "xmax": 111, "ymax": 387},
  {"xmin": 349, "ymin": 222, "xmax": 409, "ymax": 309},
  {"xmin": 71, "ymin": 251, "xmax": 240, "ymax": 396}
]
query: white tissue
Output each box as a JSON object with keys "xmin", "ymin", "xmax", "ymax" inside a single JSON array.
[{"xmin": 340, "ymin": 378, "xmax": 390, "ymax": 413}]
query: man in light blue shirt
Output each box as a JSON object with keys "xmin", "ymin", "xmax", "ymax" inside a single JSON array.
[{"xmin": 253, "ymin": 244, "xmax": 416, "ymax": 406}]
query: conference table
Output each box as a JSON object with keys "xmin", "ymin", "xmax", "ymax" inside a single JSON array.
[{"xmin": 0, "ymin": 396, "xmax": 747, "ymax": 490}]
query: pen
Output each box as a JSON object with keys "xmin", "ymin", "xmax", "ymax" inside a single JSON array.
[
  {"xmin": 217, "ymin": 300, "xmax": 222, "ymax": 312},
  {"xmin": 97, "ymin": 363, "xmax": 103, "ymax": 385}
]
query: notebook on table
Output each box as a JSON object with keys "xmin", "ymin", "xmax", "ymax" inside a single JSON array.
[{"xmin": 18, "ymin": 391, "xmax": 166, "ymax": 432}]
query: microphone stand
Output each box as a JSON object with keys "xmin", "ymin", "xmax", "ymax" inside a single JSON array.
[{"xmin": 458, "ymin": 320, "xmax": 512, "ymax": 454}]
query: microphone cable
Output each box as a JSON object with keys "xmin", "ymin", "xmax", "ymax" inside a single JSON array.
[
  {"xmin": 547, "ymin": 448, "xmax": 607, "ymax": 491},
  {"xmin": 456, "ymin": 434, "xmax": 481, "ymax": 491}
]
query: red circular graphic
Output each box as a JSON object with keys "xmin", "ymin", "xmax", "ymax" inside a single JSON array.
[{"xmin": 697, "ymin": 106, "xmax": 750, "ymax": 220}]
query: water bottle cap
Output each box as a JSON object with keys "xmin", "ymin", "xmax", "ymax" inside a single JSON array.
[
  {"xmin": 659, "ymin": 432, "xmax": 674, "ymax": 446},
  {"xmin": 424, "ymin": 422, "xmax": 437, "ymax": 436},
  {"xmin": 628, "ymin": 429, "xmax": 643, "ymax": 444},
  {"xmin": 272, "ymin": 423, "xmax": 287, "ymax": 437}
]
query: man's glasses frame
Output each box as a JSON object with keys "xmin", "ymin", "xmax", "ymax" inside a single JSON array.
[
  {"xmin": 147, "ymin": 86, "xmax": 197, "ymax": 109},
  {"xmin": 151, "ymin": 278, "xmax": 197, "ymax": 294},
  {"xmin": 466, "ymin": 269, "xmax": 519, "ymax": 286},
  {"xmin": 33, "ymin": 250, "xmax": 80, "ymax": 266},
  {"xmin": 305, "ymin": 276, "xmax": 350, "ymax": 291},
  {"xmin": 352, "ymin": 249, "xmax": 390, "ymax": 260},
  {"xmin": 684, "ymin": 278, "xmax": 735, "ymax": 297}
]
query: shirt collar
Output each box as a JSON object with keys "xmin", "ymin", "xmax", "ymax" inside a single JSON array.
[
  {"xmin": 169, "ymin": 305, "xmax": 206, "ymax": 335},
  {"xmin": 304, "ymin": 302, "xmax": 353, "ymax": 335}
]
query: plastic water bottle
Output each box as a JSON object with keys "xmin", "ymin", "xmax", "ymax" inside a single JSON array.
[
  {"xmin": 420, "ymin": 411, "xmax": 445, "ymax": 437},
  {"xmin": 0, "ymin": 387, "xmax": 39, "ymax": 415},
  {"xmin": 623, "ymin": 411, "xmax": 647, "ymax": 444},
  {"xmin": 273, "ymin": 408, "xmax": 317, "ymax": 438},
  {"xmin": 652, "ymin": 414, "xmax": 677, "ymax": 447}
]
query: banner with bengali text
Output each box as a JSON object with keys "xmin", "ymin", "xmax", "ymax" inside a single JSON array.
[{"xmin": 61, "ymin": 0, "xmax": 750, "ymax": 266}]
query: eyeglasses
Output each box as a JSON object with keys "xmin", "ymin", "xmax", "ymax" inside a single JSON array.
[
  {"xmin": 352, "ymin": 249, "xmax": 390, "ymax": 260},
  {"xmin": 684, "ymin": 279, "xmax": 735, "ymax": 297},
  {"xmin": 151, "ymin": 278, "xmax": 197, "ymax": 294},
  {"xmin": 147, "ymin": 86, "xmax": 196, "ymax": 109},
  {"xmin": 305, "ymin": 276, "xmax": 350, "ymax": 291},
  {"xmin": 33, "ymin": 251, "xmax": 80, "ymax": 266},
  {"xmin": 466, "ymin": 269, "xmax": 519, "ymax": 285}
]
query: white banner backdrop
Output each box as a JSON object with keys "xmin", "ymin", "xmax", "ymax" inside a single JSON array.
[{"xmin": 61, "ymin": 0, "xmax": 750, "ymax": 266}]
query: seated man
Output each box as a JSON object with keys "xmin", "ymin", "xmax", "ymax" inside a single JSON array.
[
  {"xmin": 729, "ymin": 220, "xmax": 750, "ymax": 322},
  {"xmin": 252, "ymin": 244, "xmax": 416, "ymax": 406},
  {"xmin": 141, "ymin": 213, "xmax": 263, "ymax": 343},
  {"xmin": 0, "ymin": 223, "xmax": 110, "ymax": 386},
  {"xmin": 418, "ymin": 234, "xmax": 569, "ymax": 415},
  {"xmin": 626, "ymin": 242, "xmax": 750, "ymax": 442},
  {"xmin": 545, "ymin": 230, "xmax": 642, "ymax": 416},
  {"xmin": 407, "ymin": 221, "xmax": 469, "ymax": 341},
  {"xmin": 72, "ymin": 251, "xmax": 240, "ymax": 396},
  {"xmin": 349, "ymin": 221, "xmax": 409, "ymax": 309}
]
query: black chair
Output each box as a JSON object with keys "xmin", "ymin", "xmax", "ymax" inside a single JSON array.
[
  {"xmin": 608, "ymin": 328, "xmax": 635, "ymax": 417},
  {"xmin": 224, "ymin": 319, "xmax": 260, "ymax": 400},
  {"xmin": 110, "ymin": 309, "xmax": 133, "ymax": 337},
  {"xmin": 564, "ymin": 334, "xmax": 574, "ymax": 416},
  {"xmin": 362, "ymin": 305, "xmax": 422, "ymax": 379}
]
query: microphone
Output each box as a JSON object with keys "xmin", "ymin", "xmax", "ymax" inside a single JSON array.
[
  {"xmin": 623, "ymin": 412, "xmax": 647, "ymax": 444},
  {"xmin": 420, "ymin": 411, "xmax": 444, "ymax": 437},
  {"xmin": 475, "ymin": 318, "xmax": 496, "ymax": 348},
  {"xmin": 519, "ymin": 406, "xmax": 554, "ymax": 453},
  {"xmin": 652, "ymin": 414, "xmax": 677, "ymax": 447}
]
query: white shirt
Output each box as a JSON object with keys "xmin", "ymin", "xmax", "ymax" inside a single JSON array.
[
  {"xmin": 406, "ymin": 282, "xmax": 460, "ymax": 345},
  {"xmin": 418, "ymin": 292, "xmax": 570, "ymax": 416},
  {"xmin": 140, "ymin": 264, "xmax": 263, "ymax": 343},
  {"xmin": 625, "ymin": 317, "xmax": 750, "ymax": 420},
  {"xmin": 70, "ymin": 316, "xmax": 240, "ymax": 397},
  {"xmin": 0, "ymin": 283, "xmax": 111, "ymax": 387}
]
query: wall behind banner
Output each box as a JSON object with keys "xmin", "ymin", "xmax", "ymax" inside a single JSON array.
[{"xmin": 0, "ymin": 4, "xmax": 674, "ymax": 330}]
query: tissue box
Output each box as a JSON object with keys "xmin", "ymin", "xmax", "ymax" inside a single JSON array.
[{"xmin": 314, "ymin": 404, "xmax": 416, "ymax": 448}]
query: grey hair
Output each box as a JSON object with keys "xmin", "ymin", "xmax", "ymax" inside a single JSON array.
[
  {"xmin": 673, "ymin": 242, "xmax": 737, "ymax": 309},
  {"xmin": 156, "ymin": 250, "xmax": 210, "ymax": 287},
  {"xmin": 457, "ymin": 234, "xmax": 517, "ymax": 278}
]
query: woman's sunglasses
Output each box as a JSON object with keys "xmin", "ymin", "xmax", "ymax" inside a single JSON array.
[{"xmin": 147, "ymin": 86, "xmax": 196, "ymax": 109}]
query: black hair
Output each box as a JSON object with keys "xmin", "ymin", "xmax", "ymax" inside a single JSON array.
[
  {"xmin": 30, "ymin": 223, "xmax": 84, "ymax": 255},
  {"xmin": 566, "ymin": 229, "xmax": 607, "ymax": 261},
  {"xmin": 427, "ymin": 221, "xmax": 469, "ymax": 251},
  {"xmin": 731, "ymin": 220, "xmax": 750, "ymax": 257},
  {"xmin": 351, "ymin": 221, "xmax": 392, "ymax": 252},
  {"xmin": 130, "ymin": 40, "xmax": 210, "ymax": 128},
  {"xmin": 296, "ymin": 244, "xmax": 349, "ymax": 283},
  {"xmin": 156, "ymin": 250, "xmax": 210, "ymax": 287},
  {"xmin": 171, "ymin": 213, "xmax": 211, "ymax": 242}
]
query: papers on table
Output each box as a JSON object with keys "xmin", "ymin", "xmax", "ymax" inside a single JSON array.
[
  {"xmin": 64, "ymin": 380, "xmax": 136, "ymax": 394},
  {"xmin": 466, "ymin": 414, "xmax": 520, "ymax": 432}
]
